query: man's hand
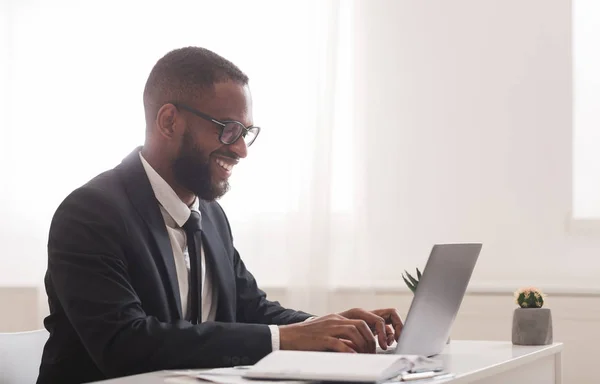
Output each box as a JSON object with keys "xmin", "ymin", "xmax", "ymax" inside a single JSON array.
[
  {"xmin": 337, "ymin": 308, "xmax": 403, "ymax": 350},
  {"xmin": 279, "ymin": 314, "xmax": 377, "ymax": 353}
]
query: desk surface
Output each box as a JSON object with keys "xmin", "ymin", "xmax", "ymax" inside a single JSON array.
[
  {"xmin": 438, "ymin": 340, "xmax": 562, "ymax": 383},
  {"xmin": 93, "ymin": 340, "xmax": 563, "ymax": 383}
]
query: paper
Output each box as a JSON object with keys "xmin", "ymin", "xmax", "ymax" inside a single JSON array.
[
  {"xmin": 195, "ymin": 375, "xmax": 308, "ymax": 384},
  {"xmin": 167, "ymin": 368, "xmax": 310, "ymax": 384},
  {"xmin": 242, "ymin": 350, "xmax": 427, "ymax": 382},
  {"xmin": 171, "ymin": 367, "xmax": 252, "ymax": 376},
  {"xmin": 168, "ymin": 352, "xmax": 444, "ymax": 383},
  {"xmin": 165, "ymin": 377, "xmax": 199, "ymax": 384}
]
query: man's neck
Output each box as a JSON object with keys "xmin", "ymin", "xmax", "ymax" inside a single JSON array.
[{"xmin": 140, "ymin": 147, "xmax": 196, "ymax": 206}]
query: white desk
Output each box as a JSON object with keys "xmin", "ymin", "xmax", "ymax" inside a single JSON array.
[
  {"xmin": 93, "ymin": 340, "xmax": 563, "ymax": 384},
  {"xmin": 435, "ymin": 340, "xmax": 562, "ymax": 384}
]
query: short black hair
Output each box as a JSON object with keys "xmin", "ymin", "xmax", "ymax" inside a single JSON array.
[{"xmin": 143, "ymin": 46, "xmax": 249, "ymax": 128}]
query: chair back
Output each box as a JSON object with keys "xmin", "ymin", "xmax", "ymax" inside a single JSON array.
[{"xmin": 0, "ymin": 329, "xmax": 49, "ymax": 384}]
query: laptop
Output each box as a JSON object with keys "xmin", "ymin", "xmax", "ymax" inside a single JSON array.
[
  {"xmin": 378, "ymin": 243, "xmax": 482, "ymax": 357},
  {"xmin": 241, "ymin": 244, "xmax": 481, "ymax": 383}
]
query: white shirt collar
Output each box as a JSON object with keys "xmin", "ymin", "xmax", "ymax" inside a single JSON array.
[{"xmin": 139, "ymin": 151, "xmax": 200, "ymax": 227}]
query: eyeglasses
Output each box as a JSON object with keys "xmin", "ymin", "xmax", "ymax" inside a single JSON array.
[{"xmin": 171, "ymin": 102, "xmax": 260, "ymax": 147}]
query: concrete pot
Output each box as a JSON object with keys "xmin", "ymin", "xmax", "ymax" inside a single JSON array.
[{"xmin": 512, "ymin": 308, "xmax": 553, "ymax": 345}]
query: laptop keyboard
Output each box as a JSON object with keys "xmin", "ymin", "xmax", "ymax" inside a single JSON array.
[{"xmin": 376, "ymin": 345, "xmax": 397, "ymax": 354}]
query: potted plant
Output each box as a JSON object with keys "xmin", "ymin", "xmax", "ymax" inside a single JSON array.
[
  {"xmin": 402, "ymin": 268, "xmax": 422, "ymax": 293},
  {"xmin": 512, "ymin": 287, "xmax": 553, "ymax": 345},
  {"xmin": 402, "ymin": 268, "xmax": 450, "ymax": 344}
]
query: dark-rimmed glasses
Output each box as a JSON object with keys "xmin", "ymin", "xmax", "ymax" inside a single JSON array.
[{"xmin": 171, "ymin": 102, "xmax": 260, "ymax": 147}]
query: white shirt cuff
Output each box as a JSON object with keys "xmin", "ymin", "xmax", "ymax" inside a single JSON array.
[
  {"xmin": 268, "ymin": 325, "xmax": 280, "ymax": 351},
  {"xmin": 269, "ymin": 318, "xmax": 315, "ymax": 351}
]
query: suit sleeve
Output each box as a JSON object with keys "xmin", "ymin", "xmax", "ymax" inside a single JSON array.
[
  {"xmin": 233, "ymin": 250, "xmax": 314, "ymax": 325},
  {"xmin": 213, "ymin": 204, "xmax": 314, "ymax": 325},
  {"xmin": 47, "ymin": 187, "xmax": 272, "ymax": 378}
]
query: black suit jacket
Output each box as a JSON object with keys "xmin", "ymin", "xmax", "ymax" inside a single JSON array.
[{"xmin": 37, "ymin": 148, "xmax": 312, "ymax": 384}]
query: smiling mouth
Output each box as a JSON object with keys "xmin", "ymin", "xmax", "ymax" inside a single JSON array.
[{"xmin": 215, "ymin": 157, "xmax": 235, "ymax": 172}]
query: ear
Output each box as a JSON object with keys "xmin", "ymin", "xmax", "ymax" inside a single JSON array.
[{"xmin": 155, "ymin": 103, "xmax": 179, "ymax": 139}]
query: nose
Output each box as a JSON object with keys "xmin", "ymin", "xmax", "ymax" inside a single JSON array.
[{"xmin": 228, "ymin": 136, "xmax": 248, "ymax": 159}]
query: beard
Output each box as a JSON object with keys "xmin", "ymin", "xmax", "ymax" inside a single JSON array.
[{"xmin": 172, "ymin": 128, "xmax": 230, "ymax": 201}]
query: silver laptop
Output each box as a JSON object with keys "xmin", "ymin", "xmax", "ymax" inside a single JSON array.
[{"xmin": 379, "ymin": 243, "xmax": 482, "ymax": 357}]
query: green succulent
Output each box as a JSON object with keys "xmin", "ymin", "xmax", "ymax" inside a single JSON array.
[
  {"xmin": 402, "ymin": 268, "xmax": 422, "ymax": 293},
  {"xmin": 514, "ymin": 287, "xmax": 545, "ymax": 308}
]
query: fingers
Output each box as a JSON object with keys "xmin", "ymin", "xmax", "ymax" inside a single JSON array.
[
  {"xmin": 324, "ymin": 319, "xmax": 375, "ymax": 353},
  {"xmin": 327, "ymin": 337, "xmax": 357, "ymax": 353},
  {"xmin": 375, "ymin": 318, "xmax": 387, "ymax": 350},
  {"xmin": 281, "ymin": 314, "xmax": 388, "ymax": 353},
  {"xmin": 351, "ymin": 320, "xmax": 377, "ymax": 353},
  {"xmin": 336, "ymin": 324, "xmax": 370, "ymax": 353},
  {"xmin": 314, "ymin": 313, "xmax": 345, "ymax": 323},
  {"xmin": 357, "ymin": 312, "xmax": 386, "ymax": 350},
  {"xmin": 385, "ymin": 324, "xmax": 395, "ymax": 346},
  {"xmin": 325, "ymin": 308, "xmax": 405, "ymax": 351},
  {"xmin": 339, "ymin": 308, "xmax": 387, "ymax": 350},
  {"xmin": 373, "ymin": 308, "xmax": 404, "ymax": 341},
  {"xmin": 389, "ymin": 311, "xmax": 403, "ymax": 341},
  {"xmin": 366, "ymin": 318, "xmax": 386, "ymax": 350},
  {"xmin": 337, "ymin": 308, "xmax": 359, "ymax": 319},
  {"xmin": 340, "ymin": 338, "xmax": 359, "ymax": 352}
]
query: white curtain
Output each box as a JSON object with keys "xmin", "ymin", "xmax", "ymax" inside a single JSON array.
[
  {"xmin": 573, "ymin": 0, "xmax": 600, "ymax": 219},
  {"xmin": 0, "ymin": 0, "xmax": 372, "ymax": 314},
  {"xmin": 3, "ymin": 0, "xmax": 586, "ymax": 316}
]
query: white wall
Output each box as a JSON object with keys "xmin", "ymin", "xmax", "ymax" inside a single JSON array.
[
  {"xmin": 0, "ymin": 0, "xmax": 594, "ymax": 305},
  {"xmin": 0, "ymin": 0, "xmax": 50, "ymax": 288},
  {"xmin": 1, "ymin": 0, "xmax": 594, "ymax": 292},
  {"xmin": 573, "ymin": 0, "xmax": 600, "ymax": 219},
  {"xmin": 348, "ymin": 0, "xmax": 598, "ymax": 292}
]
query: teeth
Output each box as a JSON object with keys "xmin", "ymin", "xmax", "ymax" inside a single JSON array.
[{"xmin": 216, "ymin": 158, "xmax": 233, "ymax": 171}]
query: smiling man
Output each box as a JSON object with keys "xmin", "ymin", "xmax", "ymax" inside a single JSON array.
[{"xmin": 37, "ymin": 47, "xmax": 403, "ymax": 384}]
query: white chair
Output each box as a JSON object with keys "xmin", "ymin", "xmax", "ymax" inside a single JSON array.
[{"xmin": 0, "ymin": 329, "xmax": 49, "ymax": 384}]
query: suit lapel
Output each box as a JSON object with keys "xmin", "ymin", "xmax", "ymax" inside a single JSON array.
[
  {"xmin": 199, "ymin": 202, "xmax": 236, "ymax": 322},
  {"xmin": 117, "ymin": 148, "xmax": 183, "ymax": 319}
]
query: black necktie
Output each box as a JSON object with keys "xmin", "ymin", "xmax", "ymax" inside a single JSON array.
[{"xmin": 182, "ymin": 210, "xmax": 202, "ymax": 324}]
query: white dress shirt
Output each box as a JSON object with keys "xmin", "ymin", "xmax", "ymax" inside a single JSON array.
[{"xmin": 139, "ymin": 153, "xmax": 280, "ymax": 350}]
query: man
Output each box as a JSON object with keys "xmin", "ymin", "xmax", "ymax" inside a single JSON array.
[{"xmin": 37, "ymin": 47, "xmax": 403, "ymax": 384}]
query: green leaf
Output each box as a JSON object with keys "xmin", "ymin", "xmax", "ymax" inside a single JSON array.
[
  {"xmin": 517, "ymin": 292, "xmax": 527, "ymax": 308},
  {"xmin": 402, "ymin": 275, "xmax": 416, "ymax": 292},
  {"xmin": 405, "ymin": 271, "xmax": 419, "ymax": 287},
  {"xmin": 416, "ymin": 268, "xmax": 422, "ymax": 280}
]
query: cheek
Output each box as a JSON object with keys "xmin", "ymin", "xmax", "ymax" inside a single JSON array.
[
  {"xmin": 184, "ymin": 132, "xmax": 220, "ymax": 162},
  {"xmin": 195, "ymin": 131, "xmax": 224, "ymax": 157},
  {"xmin": 206, "ymin": 143, "xmax": 229, "ymax": 158}
]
